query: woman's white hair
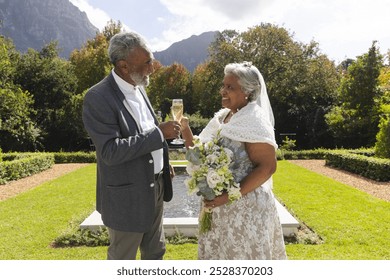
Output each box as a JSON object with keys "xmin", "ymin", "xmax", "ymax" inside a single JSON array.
[
  {"xmin": 224, "ymin": 61, "xmax": 262, "ymax": 102},
  {"xmin": 224, "ymin": 61, "xmax": 275, "ymax": 126}
]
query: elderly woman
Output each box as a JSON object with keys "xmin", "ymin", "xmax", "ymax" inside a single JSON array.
[{"xmin": 181, "ymin": 62, "xmax": 287, "ymax": 260}]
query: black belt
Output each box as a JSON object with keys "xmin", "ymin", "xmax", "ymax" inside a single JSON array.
[{"xmin": 154, "ymin": 171, "xmax": 163, "ymax": 180}]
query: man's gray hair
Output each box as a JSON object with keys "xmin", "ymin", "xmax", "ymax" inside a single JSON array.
[
  {"xmin": 224, "ymin": 61, "xmax": 262, "ymax": 102},
  {"xmin": 108, "ymin": 31, "xmax": 151, "ymax": 65}
]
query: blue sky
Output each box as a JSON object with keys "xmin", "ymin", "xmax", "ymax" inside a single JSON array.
[{"xmin": 70, "ymin": 0, "xmax": 390, "ymax": 63}]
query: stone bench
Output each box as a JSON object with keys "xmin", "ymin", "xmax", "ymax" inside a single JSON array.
[{"xmin": 80, "ymin": 199, "xmax": 299, "ymax": 237}]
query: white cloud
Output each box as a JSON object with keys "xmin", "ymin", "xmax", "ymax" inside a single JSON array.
[
  {"xmin": 153, "ymin": 0, "xmax": 274, "ymax": 51},
  {"xmin": 200, "ymin": 0, "xmax": 273, "ymax": 20},
  {"xmin": 71, "ymin": 0, "xmax": 390, "ymax": 61},
  {"xmin": 273, "ymin": 0, "xmax": 390, "ymax": 61},
  {"xmin": 69, "ymin": 0, "xmax": 110, "ymax": 31},
  {"xmin": 69, "ymin": 0, "xmax": 133, "ymax": 32}
]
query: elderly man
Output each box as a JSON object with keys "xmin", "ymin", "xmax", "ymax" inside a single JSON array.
[{"xmin": 82, "ymin": 31, "xmax": 180, "ymax": 260}]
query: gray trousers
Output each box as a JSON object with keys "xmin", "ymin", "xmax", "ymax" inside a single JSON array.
[{"xmin": 107, "ymin": 173, "xmax": 165, "ymax": 260}]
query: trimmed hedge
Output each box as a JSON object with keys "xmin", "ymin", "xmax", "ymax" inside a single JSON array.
[
  {"xmin": 277, "ymin": 148, "xmax": 389, "ymax": 181},
  {"xmin": 0, "ymin": 153, "xmax": 54, "ymax": 184},
  {"xmin": 277, "ymin": 149, "xmax": 329, "ymax": 160},
  {"xmin": 54, "ymin": 152, "xmax": 96, "ymax": 163},
  {"xmin": 1, "ymin": 148, "xmax": 388, "ymax": 184},
  {"xmin": 325, "ymin": 151, "xmax": 390, "ymax": 181}
]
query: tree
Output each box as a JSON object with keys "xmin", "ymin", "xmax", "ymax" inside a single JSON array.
[
  {"xmin": 70, "ymin": 34, "xmax": 110, "ymax": 94},
  {"xmin": 194, "ymin": 30, "xmax": 242, "ymax": 118},
  {"xmin": 0, "ymin": 37, "xmax": 15, "ymax": 84},
  {"xmin": 148, "ymin": 63, "xmax": 192, "ymax": 119},
  {"xmin": 57, "ymin": 90, "xmax": 90, "ymax": 151},
  {"xmin": 374, "ymin": 104, "xmax": 390, "ymax": 158},
  {"xmin": 13, "ymin": 42, "xmax": 79, "ymax": 151},
  {"xmin": 102, "ymin": 19, "xmax": 124, "ymax": 41},
  {"xmin": 0, "ymin": 36, "xmax": 40, "ymax": 151},
  {"xmin": 201, "ymin": 24, "xmax": 339, "ymax": 148},
  {"xmin": 374, "ymin": 62, "xmax": 390, "ymax": 157},
  {"xmin": 326, "ymin": 42, "xmax": 383, "ymax": 148},
  {"xmin": 70, "ymin": 20, "xmax": 123, "ymax": 94},
  {"xmin": 192, "ymin": 62, "xmax": 217, "ymax": 116},
  {"xmin": 0, "ymin": 84, "xmax": 40, "ymax": 151}
]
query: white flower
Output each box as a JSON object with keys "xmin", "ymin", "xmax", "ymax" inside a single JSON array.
[
  {"xmin": 228, "ymin": 183, "xmax": 242, "ymax": 201},
  {"xmin": 223, "ymin": 148, "xmax": 233, "ymax": 163},
  {"xmin": 185, "ymin": 129, "xmax": 241, "ymax": 233},
  {"xmin": 206, "ymin": 153, "xmax": 218, "ymax": 165},
  {"xmin": 186, "ymin": 162, "xmax": 199, "ymax": 175},
  {"xmin": 206, "ymin": 169, "xmax": 222, "ymax": 189},
  {"xmin": 184, "ymin": 177, "xmax": 199, "ymax": 194}
]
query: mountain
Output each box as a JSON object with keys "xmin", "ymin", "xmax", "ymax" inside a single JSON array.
[
  {"xmin": 0, "ymin": 0, "xmax": 98, "ymax": 58},
  {"xmin": 0, "ymin": 0, "xmax": 218, "ymax": 69},
  {"xmin": 153, "ymin": 31, "xmax": 219, "ymax": 72}
]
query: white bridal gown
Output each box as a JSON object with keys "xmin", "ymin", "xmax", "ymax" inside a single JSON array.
[{"xmin": 197, "ymin": 105, "xmax": 287, "ymax": 260}]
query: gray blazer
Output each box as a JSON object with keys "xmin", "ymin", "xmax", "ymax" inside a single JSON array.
[{"xmin": 82, "ymin": 73, "xmax": 173, "ymax": 232}]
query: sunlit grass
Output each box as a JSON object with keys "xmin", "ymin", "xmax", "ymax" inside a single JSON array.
[
  {"xmin": 0, "ymin": 161, "xmax": 389, "ymax": 259},
  {"xmin": 0, "ymin": 164, "xmax": 106, "ymax": 259},
  {"xmin": 273, "ymin": 161, "xmax": 390, "ymax": 260}
]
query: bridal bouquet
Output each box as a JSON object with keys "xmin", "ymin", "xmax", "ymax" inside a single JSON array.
[{"xmin": 184, "ymin": 130, "xmax": 241, "ymax": 233}]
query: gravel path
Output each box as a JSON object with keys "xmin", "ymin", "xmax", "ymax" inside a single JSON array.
[
  {"xmin": 289, "ymin": 160, "xmax": 390, "ymax": 202},
  {"xmin": 1, "ymin": 161, "xmax": 389, "ymax": 202},
  {"xmin": 0, "ymin": 163, "xmax": 90, "ymax": 201}
]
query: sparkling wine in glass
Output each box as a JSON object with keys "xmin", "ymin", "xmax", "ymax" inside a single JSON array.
[{"xmin": 171, "ymin": 99, "xmax": 184, "ymax": 144}]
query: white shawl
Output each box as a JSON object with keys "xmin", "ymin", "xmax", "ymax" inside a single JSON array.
[
  {"xmin": 199, "ymin": 102, "xmax": 277, "ymax": 149},
  {"xmin": 199, "ymin": 102, "xmax": 277, "ymax": 193}
]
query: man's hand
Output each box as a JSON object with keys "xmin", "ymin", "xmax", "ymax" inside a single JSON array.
[{"xmin": 158, "ymin": 121, "xmax": 181, "ymax": 139}]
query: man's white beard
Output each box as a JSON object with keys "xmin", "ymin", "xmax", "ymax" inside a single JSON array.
[{"xmin": 130, "ymin": 72, "xmax": 149, "ymax": 87}]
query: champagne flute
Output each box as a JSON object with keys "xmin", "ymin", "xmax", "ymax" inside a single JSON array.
[{"xmin": 171, "ymin": 99, "xmax": 184, "ymax": 144}]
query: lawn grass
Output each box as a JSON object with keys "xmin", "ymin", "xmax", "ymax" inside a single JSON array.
[
  {"xmin": 273, "ymin": 161, "xmax": 390, "ymax": 260},
  {"xmin": 0, "ymin": 164, "xmax": 106, "ymax": 259},
  {"xmin": 0, "ymin": 161, "xmax": 389, "ymax": 260}
]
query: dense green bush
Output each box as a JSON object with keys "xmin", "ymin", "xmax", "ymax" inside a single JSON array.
[
  {"xmin": 277, "ymin": 149, "xmax": 330, "ymax": 160},
  {"xmin": 53, "ymin": 228, "xmax": 109, "ymax": 247},
  {"xmin": 186, "ymin": 112, "xmax": 210, "ymax": 136},
  {"xmin": 374, "ymin": 105, "xmax": 390, "ymax": 158},
  {"xmin": 54, "ymin": 152, "xmax": 96, "ymax": 163},
  {"xmin": 0, "ymin": 153, "xmax": 54, "ymax": 184},
  {"xmin": 168, "ymin": 149, "xmax": 186, "ymax": 160},
  {"xmin": 277, "ymin": 148, "xmax": 390, "ymax": 181},
  {"xmin": 325, "ymin": 151, "xmax": 390, "ymax": 181},
  {"xmin": 2, "ymin": 148, "xmax": 388, "ymax": 185}
]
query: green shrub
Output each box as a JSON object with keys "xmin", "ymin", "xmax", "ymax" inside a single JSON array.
[
  {"xmin": 54, "ymin": 152, "xmax": 96, "ymax": 163},
  {"xmin": 53, "ymin": 228, "xmax": 109, "ymax": 247},
  {"xmin": 187, "ymin": 112, "xmax": 210, "ymax": 135},
  {"xmin": 375, "ymin": 105, "xmax": 390, "ymax": 158},
  {"xmin": 347, "ymin": 148, "xmax": 376, "ymax": 157},
  {"xmin": 276, "ymin": 148, "xmax": 389, "ymax": 181},
  {"xmin": 280, "ymin": 136, "xmax": 297, "ymax": 151},
  {"xmin": 325, "ymin": 151, "xmax": 390, "ymax": 181},
  {"xmin": 169, "ymin": 149, "xmax": 186, "ymax": 160},
  {"xmin": 0, "ymin": 153, "xmax": 54, "ymax": 184},
  {"xmin": 54, "ymin": 228, "xmax": 198, "ymax": 247},
  {"xmin": 277, "ymin": 149, "xmax": 329, "ymax": 160}
]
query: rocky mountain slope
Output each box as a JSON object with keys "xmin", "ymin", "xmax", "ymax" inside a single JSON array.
[
  {"xmin": 153, "ymin": 31, "xmax": 219, "ymax": 72},
  {"xmin": 0, "ymin": 0, "xmax": 98, "ymax": 57}
]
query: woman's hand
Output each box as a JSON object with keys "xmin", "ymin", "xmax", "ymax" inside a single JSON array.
[
  {"xmin": 179, "ymin": 117, "xmax": 194, "ymax": 148},
  {"xmin": 180, "ymin": 117, "xmax": 190, "ymax": 131},
  {"xmin": 203, "ymin": 192, "xmax": 229, "ymax": 209}
]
